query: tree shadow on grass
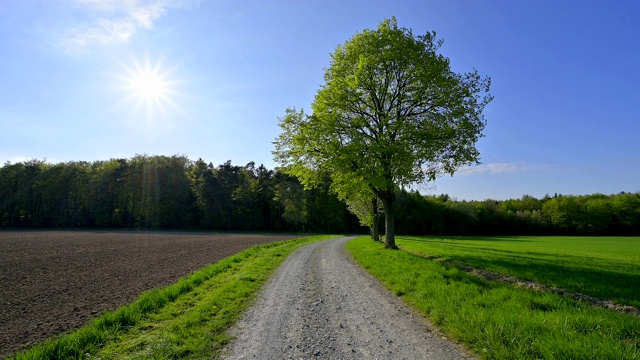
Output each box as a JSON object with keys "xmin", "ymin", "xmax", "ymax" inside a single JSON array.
[
  {"xmin": 399, "ymin": 237, "xmax": 640, "ymax": 309},
  {"xmin": 401, "ymin": 235, "xmax": 539, "ymax": 242},
  {"xmin": 450, "ymin": 254, "xmax": 640, "ymax": 309}
]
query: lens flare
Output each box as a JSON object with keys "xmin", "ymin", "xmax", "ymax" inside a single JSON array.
[{"xmin": 120, "ymin": 56, "xmax": 179, "ymax": 118}]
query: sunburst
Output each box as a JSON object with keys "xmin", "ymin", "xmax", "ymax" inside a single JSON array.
[{"xmin": 120, "ymin": 56, "xmax": 178, "ymax": 117}]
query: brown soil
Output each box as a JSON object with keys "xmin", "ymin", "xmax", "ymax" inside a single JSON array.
[{"xmin": 0, "ymin": 230, "xmax": 300, "ymax": 357}]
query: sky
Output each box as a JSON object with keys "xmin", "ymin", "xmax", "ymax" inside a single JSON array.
[{"xmin": 1, "ymin": 0, "xmax": 639, "ymax": 201}]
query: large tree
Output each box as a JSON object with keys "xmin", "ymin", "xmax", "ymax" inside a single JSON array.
[{"xmin": 274, "ymin": 18, "xmax": 492, "ymax": 248}]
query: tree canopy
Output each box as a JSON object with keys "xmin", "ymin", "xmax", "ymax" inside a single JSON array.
[
  {"xmin": 2, "ymin": 157, "xmax": 638, "ymax": 236},
  {"xmin": 273, "ymin": 17, "xmax": 492, "ymax": 248}
]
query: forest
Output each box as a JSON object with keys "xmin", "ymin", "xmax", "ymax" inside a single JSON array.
[{"xmin": 0, "ymin": 155, "xmax": 638, "ymax": 236}]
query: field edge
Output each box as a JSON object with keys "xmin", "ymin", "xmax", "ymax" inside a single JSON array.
[{"xmin": 8, "ymin": 234, "xmax": 339, "ymax": 360}]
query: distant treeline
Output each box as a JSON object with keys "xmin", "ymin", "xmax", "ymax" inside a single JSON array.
[
  {"xmin": 394, "ymin": 191, "xmax": 640, "ymax": 236},
  {"xmin": 0, "ymin": 155, "xmax": 362, "ymax": 232},
  {"xmin": 1, "ymin": 155, "xmax": 638, "ymax": 235}
]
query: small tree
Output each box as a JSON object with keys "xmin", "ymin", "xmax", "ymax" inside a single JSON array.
[
  {"xmin": 274, "ymin": 18, "xmax": 492, "ymax": 248},
  {"xmin": 344, "ymin": 191, "xmax": 382, "ymax": 241}
]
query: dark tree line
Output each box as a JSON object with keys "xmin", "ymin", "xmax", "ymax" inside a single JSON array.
[
  {"xmin": 393, "ymin": 190, "xmax": 640, "ymax": 236},
  {"xmin": 1, "ymin": 156, "xmax": 638, "ymax": 235},
  {"xmin": 0, "ymin": 155, "xmax": 362, "ymax": 233}
]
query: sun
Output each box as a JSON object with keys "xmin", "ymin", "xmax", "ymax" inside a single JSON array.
[
  {"xmin": 130, "ymin": 68, "xmax": 167, "ymax": 101},
  {"xmin": 120, "ymin": 56, "xmax": 178, "ymax": 116}
]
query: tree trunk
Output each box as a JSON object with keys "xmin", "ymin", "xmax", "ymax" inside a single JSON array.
[
  {"xmin": 227, "ymin": 199, "xmax": 232, "ymax": 231},
  {"xmin": 381, "ymin": 192, "xmax": 397, "ymax": 249},
  {"xmin": 371, "ymin": 197, "xmax": 379, "ymax": 241}
]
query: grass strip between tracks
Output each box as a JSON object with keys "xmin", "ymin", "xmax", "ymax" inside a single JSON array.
[
  {"xmin": 346, "ymin": 236, "xmax": 640, "ymax": 360},
  {"xmin": 10, "ymin": 234, "xmax": 337, "ymax": 360}
]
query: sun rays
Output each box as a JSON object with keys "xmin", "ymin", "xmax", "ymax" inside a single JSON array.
[{"xmin": 119, "ymin": 55, "xmax": 180, "ymax": 118}]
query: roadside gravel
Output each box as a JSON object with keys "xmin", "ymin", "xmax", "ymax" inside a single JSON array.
[{"xmin": 224, "ymin": 237, "xmax": 473, "ymax": 359}]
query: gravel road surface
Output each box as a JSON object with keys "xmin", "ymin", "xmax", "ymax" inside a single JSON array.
[{"xmin": 224, "ymin": 237, "xmax": 472, "ymax": 359}]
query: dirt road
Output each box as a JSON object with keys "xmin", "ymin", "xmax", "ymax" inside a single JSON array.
[{"xmin": 224, "ymin": 237, "xmax": 472, "ymax": 359}]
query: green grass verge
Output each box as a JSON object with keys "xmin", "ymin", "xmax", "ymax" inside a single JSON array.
[
  {"xmin": 346, "ymin": 237, "xmax": 640, "ymax": 359},
  {"xmin": 10, "ymin": 235, "xmax": 337, "ymax": 360},
  {"xmin": 398, "ymin": 236, "xmax": 640, "ymax": 308}
]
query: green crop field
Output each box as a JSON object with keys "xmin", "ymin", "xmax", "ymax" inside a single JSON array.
[{"xmin": 397, "ymin": 236, "xmax": 640, "ymax": 308}]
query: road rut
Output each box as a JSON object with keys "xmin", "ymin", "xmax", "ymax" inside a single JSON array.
[{"xmin": 224, "ymin": 237, "xmax": 472, "ymax": 359}]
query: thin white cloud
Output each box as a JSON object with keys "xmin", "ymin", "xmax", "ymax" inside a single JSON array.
[
  {"xmin": 73, "ymin": 0, "xmax": 123, "ymax": 12},
  {"xmin": 61, "ymin": 0, "xmax": 197, "ymax": 51},
  {"xmin": 130, "ymin": 3, "xmax": 166, "ymax": 29},
  {"xmin": 63, "ymin": 18, "xmax": 136, "ymax": 48},
  {"xmin": 457, "ymin": 162, "xmax": 529, "ymax": 176}
]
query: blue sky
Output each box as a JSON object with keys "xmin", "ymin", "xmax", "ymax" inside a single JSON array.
[{"xmin": 1, "ymin": 0, "xmax": 639, "ymax": 201}]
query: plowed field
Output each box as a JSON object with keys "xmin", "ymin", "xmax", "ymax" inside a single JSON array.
[{"xmin": 0, "ymin": 231, "xmax": 300, "ymax": 357}]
